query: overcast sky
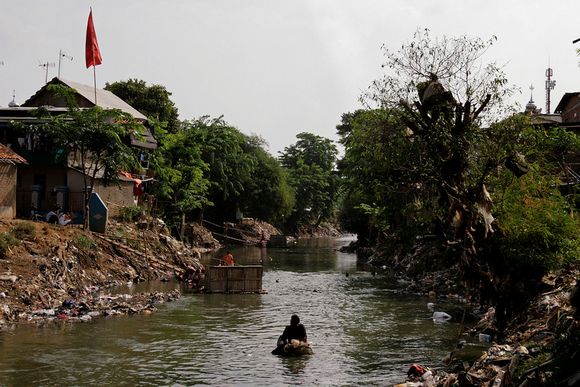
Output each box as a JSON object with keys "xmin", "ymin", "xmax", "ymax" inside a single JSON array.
[{"xmin": 1, "ymin": 1, "xmax": 579, "ymax": 155}]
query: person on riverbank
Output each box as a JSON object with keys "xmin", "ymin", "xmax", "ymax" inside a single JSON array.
[
  {"xmin": 46, "ymin": 207, "xmax": 59, "ymax": 224},
  {"xmin": 59, "ymin": 212, "xmax": 72, "ymax": 226},
  {"xmin": 222, "ymin": 251, "xmax": 235, "ymax": 266}
]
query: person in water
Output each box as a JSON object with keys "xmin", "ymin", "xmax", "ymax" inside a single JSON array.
[
  {"xmin": 281, "ymin": 314, "xmax": 307, "ymax": 343},
  {"xmin": 272, "ymin": 314, "xmax": 308, "ymax": 355}
]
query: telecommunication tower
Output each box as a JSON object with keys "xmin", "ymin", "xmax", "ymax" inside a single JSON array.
[{"xmin": 545, "ymin": 67, "xmax": 556, "ymax": 114}]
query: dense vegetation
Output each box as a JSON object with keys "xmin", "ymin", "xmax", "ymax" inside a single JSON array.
[
  {"xmin": 337, "ymin": 29, "xmax": 580, "ymax": 331},
  {"xmin": 279, "ymin": 132, "xmax": 339, "ymax": 233},
  {"xmin": 103, "ymin": 81, "xmax": 335, "ymax": 233}
]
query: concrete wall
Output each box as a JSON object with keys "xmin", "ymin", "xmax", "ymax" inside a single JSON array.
[
  {"xmin": 67, "ymin": 169, "xmax": 135, "ymax": 217},
  {"xmin": 0, "ymin": 164, "xmax": 17, "ymax": 219}
]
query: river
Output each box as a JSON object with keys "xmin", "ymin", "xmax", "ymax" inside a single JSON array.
[{"xmin": 0, "ymin": 236, "xmax": 485, "ymax": 386}]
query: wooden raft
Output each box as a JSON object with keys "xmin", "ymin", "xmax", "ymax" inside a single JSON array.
[{"xmin": 205, "ymin": 265, "xmax": 264, "ymax": 293}]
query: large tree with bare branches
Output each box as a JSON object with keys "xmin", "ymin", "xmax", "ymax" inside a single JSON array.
[
  {"xmin": 362, "ymin": 29, "xmax": 518, "ymax": 261},
  {"xmin": 350, "ymin": 30, "xmax": 579, "ymax": 333}
]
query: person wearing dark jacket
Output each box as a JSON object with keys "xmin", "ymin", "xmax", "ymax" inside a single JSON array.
[
  {"xmin": 280, "ymin": 314, "xmax": 307, "ymax": 343},
  {"xmin": 272, "ymin": 314, "xmax": 307, "ymax": 355}
]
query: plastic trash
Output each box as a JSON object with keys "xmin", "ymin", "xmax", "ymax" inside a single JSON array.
[
  {"xmin": 478, "ymin": 333, "xmax": 492, "ymax": 343},
  {"xmin": 427, "ymin": 302, "xmax": 435, "ymax": 311},
  {"xmin": 432, "ymin": 311, "xmax": 452, "ymax": 322}
]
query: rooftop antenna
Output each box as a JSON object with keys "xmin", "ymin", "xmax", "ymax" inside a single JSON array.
[
  {"xmin": 545, "ymin": 62, "xmax": 556, "ymax": 114},
  {"xmin": 58, "ymin": 49, "xmax": 73, "ymax": 78},
  {"xmin": 39, "ymin": 61, "xmax": 56, "ymax": 83}
]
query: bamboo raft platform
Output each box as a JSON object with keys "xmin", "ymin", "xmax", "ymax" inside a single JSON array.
[{"xmin": 204, "ymin": 265, "xmax": 265, "ymax": 293}]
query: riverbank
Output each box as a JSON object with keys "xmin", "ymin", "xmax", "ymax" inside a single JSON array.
[
  {"xmin": 0, "ymin": 218, "xmax": 211, "ymax": 329},
  {"xmin": 352, "ymin": 239, "xmax": 580, "ymax": 386}
]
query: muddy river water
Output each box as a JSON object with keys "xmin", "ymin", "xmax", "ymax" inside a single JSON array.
[{"xmin": 0, "ymin": 236, "xmax": 485, "ymax": 386}]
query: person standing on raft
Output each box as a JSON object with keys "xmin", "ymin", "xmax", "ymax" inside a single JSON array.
[{"xmin": 222, "ymin": 251, "xmax": 235, "ymax": 266}]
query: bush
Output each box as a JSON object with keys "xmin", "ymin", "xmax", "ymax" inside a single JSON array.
[
  {"xmin": 72, "ymin": 234, "xmax": 96, "ymax": 251},
  {"xmin": 10, "ymin": 222, "xmax": 36, "ymax": 240},
  {"xmin": 0, "ymin": 232, "xmax": 19, "ymax": 258},
  {"xmin": 494, "ymin": 172, "xmax": 580, "ymax": 270},
  {"xmin": 119, "ymin": 205, "xmax": 142, "ymax": 223}
]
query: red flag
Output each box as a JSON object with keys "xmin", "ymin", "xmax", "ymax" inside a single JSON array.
[{"xmin": 85, "ymin": 9, "xmax": 102, "ymax": 68}]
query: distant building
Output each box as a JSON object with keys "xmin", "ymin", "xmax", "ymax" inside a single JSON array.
[
  {"xmin": 519, "ymin": 89, "xmax": 580, "ymax": 189},
  {"xmin": 554, "ymin": 92, "xmax": 580, "ymax": 133}
]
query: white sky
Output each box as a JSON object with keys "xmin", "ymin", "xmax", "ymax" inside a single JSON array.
[{"xmin": 1, "ymin": 1, "xmax": 579, "ymax": 155}]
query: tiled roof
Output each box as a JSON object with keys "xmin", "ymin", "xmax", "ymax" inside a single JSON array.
[{"xmin": 0, "ymin": 143, "xmax": 27, "ymax": 164}]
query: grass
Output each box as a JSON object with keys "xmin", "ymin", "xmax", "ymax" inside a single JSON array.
[
  {"xmin": 72, "ymin": 234, "xmax": 97, "ymax": 251},
  {"xmin": 0, "ymin": 232, "xmax": 19, "ymax": 258}
]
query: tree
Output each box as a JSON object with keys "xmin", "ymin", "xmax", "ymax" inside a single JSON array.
[
  {"xmin": 337, "ymin": 109, "xmax": 412, "ymax": 243},
  {"xmin": 239, "ymin": 136, "xmax": 295, "ymax": 225},
  {"xmin": 280, "ymin": 132, "xmax": 339, "ymax": 232},
  {"xmin": 149, "ymin": 126, "xmax": 210, "ymax": 229},
  {"xmin": 105, "ymin": 79, "xmax": 180, "ymax": 134},
  {"xmin": 354, "ymin": 29, "xmax": 580, "ymax": 332},
  {"xmin": 161, "ymin": 116, "xmax": 294, "ymax": 226},
  {"xmin": 362, "ymin": 28, "xmax": 516, "ymax": 252}
]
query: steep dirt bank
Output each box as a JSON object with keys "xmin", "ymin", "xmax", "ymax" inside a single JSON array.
[
  {"xmin": 0, "ymin": 218, "xmax": 213, "ymax": 328},
  {"xmin": 295, "ymin": 222, "xmax": 343, "ymax": 238}
]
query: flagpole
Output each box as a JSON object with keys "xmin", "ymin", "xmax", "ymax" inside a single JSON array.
[
  {"xmin": 93, "ymin": 58, "xmax": 97, "ymax": 105},
  {"xmin": 91, "ymin": 7, "xmax": 97, "ymax": 106}
]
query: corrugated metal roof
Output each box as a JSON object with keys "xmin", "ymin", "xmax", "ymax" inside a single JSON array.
[
  {"xmin": 18, "ymin": 77, "xmax": 157, "ymax": 150},
  {"xmin": 23, "ymin": 77, "xmax": 148, "ymax": 121},
  {"xmin": 0, "ymin": 143, "xmax": 27, "ymax": 164}
]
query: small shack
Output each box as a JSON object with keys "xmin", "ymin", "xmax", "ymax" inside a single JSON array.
[
  {"xmin": 0, "ymin": 143, "xmax": 27, "ymax": 219},
  {"xmin": 205, "ymin": 265, "xmax": 263, "ymax": 293}
]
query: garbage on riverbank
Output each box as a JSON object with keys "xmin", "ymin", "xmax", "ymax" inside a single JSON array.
[
  {"xmin": 395, "ymin": 270, "xmax": 579, "ymax": 386},
  {"xmin": 0, "ymin": 217, "xmax": 213, "ymax": 329}
]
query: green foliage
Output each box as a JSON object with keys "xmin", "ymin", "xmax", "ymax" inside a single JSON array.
[
  {"xmin": 151, "ymin": 116, "xmax": 293, "ymax": 226},
  {"xmin": 105, "ymin": 79, "xmax": 180, "ymax": 134},
  {"xmin": 239, "ymin": 136, "xmax": 295, "ymax": 224},
  {"xmin": 0, "ymin": 232, "xmax": 19, "ymax": 258},
  {"xmin": 338, "ymin": 29, "xmax": 580, "ymax": 333},
  {"xmin": 494, "ymin": 167, "xmax": 580, "ymax": 270},
  {"xmin": 72, "ymin": 234, "xmax": 97, "ymax": 251},
  {"xmin": 10, "ymin": 222, "xmax": 36, "ymax": 240},
  {"xmin": 118, "ymin": 205, "xmax": 143, "ymax": 223},
  {"xmin": 150, "ymin": 122, "xmax": 211, "ymax": 216},
  {"xmin": 280, "ymin": 132, "xmax": 339, "ymax": 231}
]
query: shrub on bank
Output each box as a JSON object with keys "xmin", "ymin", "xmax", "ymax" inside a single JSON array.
[
  {"xmin": 0, "ymin": 232, "xmax": 19, "ymax": 258},
  {"xmin": 10, "ymin": 222, "xmax": 36, "ymax": 241},
  {"xmin": 119, "ymin": 205, "xmax": 143, "ymax": 223},
  {"xmin": 72, "ymin": 234, "xmax": 96, "ymax": 251}
]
